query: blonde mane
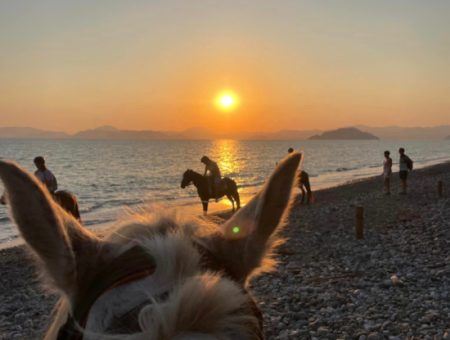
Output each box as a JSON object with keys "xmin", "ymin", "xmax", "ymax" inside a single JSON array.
[{"xmin": 0, "ymin": 152, "xmax": 302, "ymax": 340}]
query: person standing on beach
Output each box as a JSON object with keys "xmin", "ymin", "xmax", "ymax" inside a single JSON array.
[
  {"xmin": 382, "ymin": 151, "xmax": 392, "ymax": 195},
  {"xmin": 398, "ymin": 148, "xmax": 412, "ymax": 195},
  {"xmin": 34, "ymin": 156, "xmax": 57, "ymax": 194}
]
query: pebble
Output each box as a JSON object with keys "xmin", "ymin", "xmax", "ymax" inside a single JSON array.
[{"xmin": 2, "ymin": 163, "xmax": 450, "ymax": 339}]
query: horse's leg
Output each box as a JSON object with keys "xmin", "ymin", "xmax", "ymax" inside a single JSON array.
[
  {"xmin": 227, "ymin": 195, "xmax": 235, "ymax": 212},
  {"xmin": 300, "ymin": 184, "xmax": 305, "ymax": 204},
  {"xmin": 304, "ymin": 181, "xmax": 313, "ymax": 204},
  {"xmin": 202, "ymin": 201, "xmax": 208, "ymax": 216}
]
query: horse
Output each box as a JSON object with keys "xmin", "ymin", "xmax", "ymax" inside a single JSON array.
[
  {"xmin": 180, "ymin": 170, "xmax": 241, "ymax": 215},
  {"xmin": 1, "ymin": 190, "xmax": 82, "ymax": 224},
  {"xmin": 298, "ymin": 171, "xmax": 314, "ymax": 204},
  {"xmin": 0, "ymin": 152, "xmax": 302, "ymax": 340}
]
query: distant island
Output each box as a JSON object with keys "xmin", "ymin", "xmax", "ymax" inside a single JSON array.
[
  {"xmin": 3, "ymin": 124, "xmax": 450, "ymax": 140},
  {"xmin": 308, "ymin": 127, "xmax": 379, "ymax": 140}
]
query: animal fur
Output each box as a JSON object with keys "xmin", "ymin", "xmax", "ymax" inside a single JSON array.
[{"xmin": 0, "ymin": 152, "xmax": 302, "ymax": 340}]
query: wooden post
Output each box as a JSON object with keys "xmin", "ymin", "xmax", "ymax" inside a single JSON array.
[
  {"xmin": 355, "ymin": 206, "xmax": 364, "ymax": 239},
  {"xmin": 438, "ymin": 181, "xmax": 443, "ymax": 197}
]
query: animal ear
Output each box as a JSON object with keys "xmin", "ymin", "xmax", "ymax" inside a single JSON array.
[
  {"xmin": 209, "ymin": 152, "xmax": 302, "ymax": 282},
  {"xmin": 0, "ymin": 160, "xmax": 99, "ymax": 298}
]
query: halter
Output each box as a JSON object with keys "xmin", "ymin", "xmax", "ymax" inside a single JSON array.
[{"xmin": 57, "ymin": 243, "xmax": 264, "ymax": 339}]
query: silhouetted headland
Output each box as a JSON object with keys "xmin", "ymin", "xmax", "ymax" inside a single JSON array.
[{"xmin": 308, "ymin": 127, "xmax": 380, "ymax": 140}]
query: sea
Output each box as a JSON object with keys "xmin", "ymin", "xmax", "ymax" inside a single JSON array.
[{"xmin": 1, "ymin": 139, "xmax": 450, "ymax": 246}]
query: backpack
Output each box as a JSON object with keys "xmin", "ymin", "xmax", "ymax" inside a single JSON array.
[
  {"xmin": 53, "ymin": 175, "xmax": 58, "ymax": 191},
  {"xmin": 406, "ymin": 156, "xmax": 413, "ymax": 171}
]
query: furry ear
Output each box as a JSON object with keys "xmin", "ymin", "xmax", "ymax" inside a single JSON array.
[
  {"xmin": 0, "ymin": 160, "xmax": 98, "ymax": 297},
  {"xmin": 208, "ymin": 152, "xmax": 302, "ymax": 281}
]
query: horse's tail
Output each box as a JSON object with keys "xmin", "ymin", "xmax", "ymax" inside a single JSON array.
[
  {"xmin": 233, "ymin": 181, "xmax": 241, "ymax": 209},
  {"xmin": 226, "ymin": 178, "xmax": 241, "ymax": 209}
]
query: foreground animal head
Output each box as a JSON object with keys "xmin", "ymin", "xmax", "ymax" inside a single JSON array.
[{"xmin": 0, "ymin": 152, "xmax": 302, "ymax": 340}]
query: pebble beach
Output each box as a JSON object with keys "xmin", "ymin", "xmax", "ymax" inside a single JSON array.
[{"xmin": 1, "ymin": 162, "xmax": 450, "ymax": 340}]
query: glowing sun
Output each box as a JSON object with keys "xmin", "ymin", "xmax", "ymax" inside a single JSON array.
[
  {"xmin": 220, "ymin": 95, "xmax": 234, "ymax": 108},
  {"xmin": 216, "ymin": 93, "xmax": 237, "ymax": 110}
]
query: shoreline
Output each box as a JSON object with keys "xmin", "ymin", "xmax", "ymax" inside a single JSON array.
[
  {"xmin": 1, "ymin": 161, "xmax": 450, "ymax": 339},
  {"xmin": 1, "ymin": 158, "xmax": 449, "ymax": 251},
  {"xmin": 1, "ymin": 154, "xmax": 450, "ymax": 248}
]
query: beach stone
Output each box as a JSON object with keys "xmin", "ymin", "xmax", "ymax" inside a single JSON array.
[
  {"xmin": 367, "ymin": 333, "xmax": 382, "ymax": 340},
  {"xmin": 317, "ymin": 326, "xmax": 330, "ymax": 335},
  {"xmin": 390, "ymin": 276, "xmax": 405, "ymax": 288}
]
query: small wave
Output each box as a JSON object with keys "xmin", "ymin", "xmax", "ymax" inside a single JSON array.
[
  {"xmin": 0, "ymin": 235, "xmax": 19, "ymax": 243},
  {"xmin": 80, "ymin": 202, "xmax": 104, "ymax": 212},
  {"xmin": 238, "ymin": 181, "xmax": 265, "ymax": 188},
  {"xmin": 336, "ymin": 167, "xmax": 358, "ymax": 172},
  {"xmin": 0, "ymin": 217, "xmax": 11, "ymax": 223},
  {"xmin": 82, "ymin": 218, "xmax": 116, "ymax": 227}
]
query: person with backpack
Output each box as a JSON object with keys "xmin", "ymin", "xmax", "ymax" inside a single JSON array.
[
  {"xmin": 398, "ymin": 148, "xmax": 413, "ymax": 195},
  {"xmin": 34, "ymin": 156, "xmax": 57, "ymax": 194}
]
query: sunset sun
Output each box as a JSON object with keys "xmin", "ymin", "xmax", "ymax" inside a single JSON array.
[
  {"xmin": 220, "ymin": 95, "xmax": 234, "ymax": 107},
  {"xmin": 216, "ymin": 93, "xmax": 237, "ymax": 110}
]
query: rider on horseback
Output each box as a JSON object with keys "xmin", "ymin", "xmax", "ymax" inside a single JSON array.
[
  {"xmin": 201, "ymin": 156, "xmax": 221, "ymax": 203},
  {"xmin": 34, "ymin": 156, "xmax": 57, "ymax": 194}
]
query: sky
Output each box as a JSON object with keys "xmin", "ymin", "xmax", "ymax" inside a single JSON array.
[{"xmin": 1, "ymin": 0, "xmax": 450, "ymax": 134}]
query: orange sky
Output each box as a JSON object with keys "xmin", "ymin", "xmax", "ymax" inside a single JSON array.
[{"xmin": 1, "ymin": 1, "xmax": 450, "ymax": 134}]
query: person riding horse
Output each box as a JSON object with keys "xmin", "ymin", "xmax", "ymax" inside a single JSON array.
[
  {"xmin": 34, "ymin": 156, "xmax": 57, "ymax": 194},
  {"xmin": 201, "ymin": 156, "xmax": 222, "ymax": 203},
  {"xmin": 1, "ymin": 157, "xmax": 82, "ymax": 223}
]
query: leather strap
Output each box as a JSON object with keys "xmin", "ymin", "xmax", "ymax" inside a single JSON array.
[{"xmin": 57, "ymin": 242, "xmax": 264, "ymax": 339}]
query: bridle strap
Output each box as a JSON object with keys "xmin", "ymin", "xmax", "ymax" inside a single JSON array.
[
  {"xmin": 57, "ymin": 243, "xmax": 265, "ymax": 339},
  {"xmin": 57, "ymin": 246, "xmax": 156, "ymax": 340}
]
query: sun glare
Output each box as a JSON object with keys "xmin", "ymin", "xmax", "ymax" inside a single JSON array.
[
  {"xmin": 216, "ymin": 92, "xmax": 237, "ymax": 110},
  {"xmin": 220, "ymin": 95, "xmax": 234, "ymax": 107}
]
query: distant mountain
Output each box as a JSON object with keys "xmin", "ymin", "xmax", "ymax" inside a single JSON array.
[
  {"xmin": 3, "ymin": 124, "xmax": 450, "ymax": 140},
  {"xmin": 0, "ymin": 127, "xmax": 69, "ymax": 139},
  {"xmin": 356, "ymin": 125, "xmax": 450, "ymax": 141},
  {"xmin": 94, "ymin": 125, "xmax": 120, "ymax": 132},
  {"xmin": 73, "ymin": 128, "xmax": 171, "ymax": 140},
  {"xmin": 175, "ymin": 127, "xmax": 221, "ymax": 140},
  {"xmin": 445, "ymin": 135, "xmax": 450, "ymax": 140},
  {"xmin": 309, "ymin": 127, "xmax": 379, "ymax": 140}
]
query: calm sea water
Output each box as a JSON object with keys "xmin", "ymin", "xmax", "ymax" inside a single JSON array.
[{"xmin": 1, "ymin": 139, "xmax": 450, "ymax": 244}]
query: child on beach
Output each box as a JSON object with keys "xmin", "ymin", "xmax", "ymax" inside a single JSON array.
[{"xmin": 382, "ymin": 151, "xmax": 392, "ymax": 195}]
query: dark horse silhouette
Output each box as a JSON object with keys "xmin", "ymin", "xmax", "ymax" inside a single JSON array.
[
  {"xmin": 180, "ymin": 169, "xmax": 240, "ymax": 215},
  {"xmin": 1, "ymin": 190, "xmax": 82, "ymax": 223},
  {"xmin": 298, "ymin": 171, "xmax": 314, "ymax": 204}
]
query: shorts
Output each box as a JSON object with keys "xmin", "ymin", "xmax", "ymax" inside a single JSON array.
[{"xmin": 399, "ymin": 170, "xmax": 408, "ymax": 181}]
